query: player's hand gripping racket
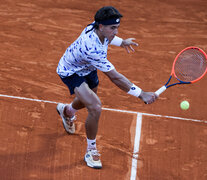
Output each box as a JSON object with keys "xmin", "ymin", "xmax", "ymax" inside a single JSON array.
[{"xmin": 155, "ymin": 46, "xmax": 207, "ymax": 96}]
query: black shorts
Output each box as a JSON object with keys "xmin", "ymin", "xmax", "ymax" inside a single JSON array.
[{"xmin": 59, "ymin": 70, "xmax": 99, "ymax": 95}]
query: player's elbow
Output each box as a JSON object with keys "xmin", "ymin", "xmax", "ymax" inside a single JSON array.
[{"xmin": 104, "ymin": 69, "xmax": 121, "ymax": 81}]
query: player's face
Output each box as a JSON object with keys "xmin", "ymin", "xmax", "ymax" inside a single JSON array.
[{"xmin": 101, "ymin": 24, "xmax": 120, "ymax": 42}]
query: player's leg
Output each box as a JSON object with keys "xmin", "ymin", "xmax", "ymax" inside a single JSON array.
[
  {"xmin": 74, "ymin": 83, "xmax": 101, "ymax": 140},
  {"xmin": 59, "ymin": 86, "xmax": 98, "ymax": 135},
  {"xmin": 64, "ymin": 86, "xmax": 98, "ymax": 117},
  {"xmin": 63, "ymin": 70, "xmax": 99, "ymax": 119},
  {"xmin": 57, "ymin": 73, "xmax": 85, "ymax": 134},
  {"xmin": 74, "ymin": 82, "xmax": 102, "ymax": 169},
  {"xmin": 57, "ymin": 71, "xmax": 99, "ymax": 134}
]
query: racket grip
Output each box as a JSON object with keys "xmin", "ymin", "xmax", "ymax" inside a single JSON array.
[{"xmin": 155, "ymin": 86, "xmax": 167, "ymax": 96}]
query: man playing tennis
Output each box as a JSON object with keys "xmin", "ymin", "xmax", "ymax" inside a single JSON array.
[{"xmin": 56, "ymin": 6, "xmax": 157, "ymax": 169}]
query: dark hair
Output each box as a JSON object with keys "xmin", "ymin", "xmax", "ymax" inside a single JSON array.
[
  {"xmin": 86, "ymin": 6, "xmax": 123, "ymax": 33},
  {"xmin": 94, "ymin": 6, "xmax": 123, "ymax": 29},
  {"xmin": 95, "ymin": 6, "xmax": 123, "ymax": 22}
]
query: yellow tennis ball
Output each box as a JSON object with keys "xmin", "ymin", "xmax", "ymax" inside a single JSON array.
[{"xmin": 180, "ymin": 100, "xmax": 190, "ymax": 110}]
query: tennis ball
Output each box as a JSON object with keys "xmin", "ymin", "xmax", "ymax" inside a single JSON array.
[{"xmin": 180, "ymin": 100, "xmax": 190, "ymax": 110}]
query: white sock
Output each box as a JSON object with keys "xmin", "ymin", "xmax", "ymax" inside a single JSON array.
[
  {"xmin": 65, "ymin": 103, "xmax": 77, "ymax": 120},
  {"xmin": 87, "ymin": 138, "xmax": 96, "ymax": 150},
  {"xmin": 69, "ymin": 103, "xmax": 77, "ymax": 115}
]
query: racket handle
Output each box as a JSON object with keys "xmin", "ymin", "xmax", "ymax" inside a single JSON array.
[{"xmin": 155, "ymin": 86, "xmax": 167, "ymax": 96}]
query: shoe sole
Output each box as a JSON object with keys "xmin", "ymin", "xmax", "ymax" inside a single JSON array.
[
  {"xmin": 56, "ymin": 107, "xmax": 74, "ymax": 134},
  {"xmin": 84, "ymin": 157, "xmax": 102, "ymax": 169}
]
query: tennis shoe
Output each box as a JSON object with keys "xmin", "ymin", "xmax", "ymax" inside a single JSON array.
[
  {"xmin": 56, "ymin": 103, "xmax": 76, "ymax": 134},
  {"xmin": 84, "ymin": 149, "xmax": 102, "ymax": 169}
]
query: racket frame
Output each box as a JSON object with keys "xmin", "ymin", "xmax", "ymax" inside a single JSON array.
[
  {"xmin": 172, "ymin": 46, "xmax": 207, "ymax": 83},
  {"xmin": 155, "ymin": 46, "xmax": 207, "ymax": 96}
]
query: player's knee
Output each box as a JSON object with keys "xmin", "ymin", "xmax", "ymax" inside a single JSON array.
[
  {"xmin": 88, "ymin": 102, "xmax": 102, "ymax": 117},
  {"xmin": 95, "ymin": 103, "xmax": 102, "ymax": 114}
]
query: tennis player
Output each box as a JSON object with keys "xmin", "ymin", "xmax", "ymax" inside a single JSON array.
[{"xmin": 56, "ymin": 6, "xmax": 156, "ymax": 169}]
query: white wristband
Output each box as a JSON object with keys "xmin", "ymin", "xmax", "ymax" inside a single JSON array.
[
  {"xmin": 110, "ymin": 36, "xmax": 123, "ymax": 46},
  {"xmin": 127, "ymin": 84, "xmax": 142, "ymax": 97}
]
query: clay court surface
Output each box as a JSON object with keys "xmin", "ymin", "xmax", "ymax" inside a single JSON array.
[{"xmin": 0, "ymin": 0, "xmax": 207, "ymax": 179}]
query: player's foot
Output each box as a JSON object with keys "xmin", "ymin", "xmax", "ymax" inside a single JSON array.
[
  {"xmin": 56, "ymin": 103, "xmax": 76, "ymax": 134},
  {"xmin": 84, "ymin": 149, "xmax": 102, "ymax": 169}
]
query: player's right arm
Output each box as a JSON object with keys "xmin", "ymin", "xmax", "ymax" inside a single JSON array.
[{"xmin": 104, "ymin": 69, "xmax": 156, "ymax": 104}]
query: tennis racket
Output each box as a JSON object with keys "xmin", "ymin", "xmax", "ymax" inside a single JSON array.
[{"xmin": 155, "ymin": 46, "xmax": 207, "ymax": 96}]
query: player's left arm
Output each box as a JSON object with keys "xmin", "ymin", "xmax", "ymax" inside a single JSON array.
[
  {"xmin": 121, "ymin": 38, "xmax": 138, "ymax": 53},
  {"xmin": 110, "ymin": 36, "xmax": 138, "ymax": 53}
]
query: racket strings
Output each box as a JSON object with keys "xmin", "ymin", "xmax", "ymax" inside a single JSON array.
[{"xmin": 174, "ymin": 49, "xmax": 206, "ymax": 82}]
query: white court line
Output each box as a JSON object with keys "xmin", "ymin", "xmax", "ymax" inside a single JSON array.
[
  {"xmin": 130, "ymin": 113, "xmax": 142, "ymax": 180},
  {"xmin": 103, "ymin": 107, "xmax": 207, "ymax": 123},
  {"xmin": 0, "ymin": 94, "xmax": 59, "ymax": 104},
  {"xmin": 0, "ymin": 94, "xmax": 206, "ymax": 123}
]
